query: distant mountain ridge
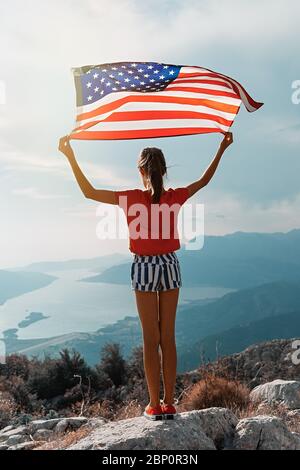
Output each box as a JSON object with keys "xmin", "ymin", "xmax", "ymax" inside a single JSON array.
[
  {"xmin": 14, "ymin": 253, "xmax": 130, "ymax": 273},
  {"xmin": 0, "ymin": 270, "xmax": 57, "ymax": 305},
  {"xmin": 179, "ymin": 310, "xmax": 300, "ymax": 370},
  {"xmin": 84, "ymin": 229, "xmax": 300, "ymax": 288}
]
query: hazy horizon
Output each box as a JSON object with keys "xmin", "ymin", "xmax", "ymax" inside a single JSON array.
[{"xmin": 3, "ymin": 225, "xmax": 300, "ymax": 271}]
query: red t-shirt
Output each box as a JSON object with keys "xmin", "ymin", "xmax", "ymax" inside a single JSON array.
[{"xmin": 115, "ymin": 187, "xmax": 190, "ymax": 255}]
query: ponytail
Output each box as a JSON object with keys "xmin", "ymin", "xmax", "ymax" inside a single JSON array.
[
  {"xmin": 149, "ymin": 169, "xmax": 163, "ymax": 204},
  {"xmin": 138, "ymin": 147, "xmax": 167, "ymax": 203}
]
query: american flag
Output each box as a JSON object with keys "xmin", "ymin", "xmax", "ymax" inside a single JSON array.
[{"xmin": 69, "ymin": 61, "xmax": 263, "ymax": 140}]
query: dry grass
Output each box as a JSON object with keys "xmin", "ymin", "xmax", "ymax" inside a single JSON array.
[
  {"xmin": 114, "ymin": 400, "xmax": 143, "ymax": 420},
  {"xmin": 33, "ymin": 425, "xmax": 92, "ymax": 450},
  {"xmin": 70, "ymin": 399, "xmax": 143, "ymax": 422},
  {"xmin": 179, "ymin": 372, "xmax": 250, "ymax": 413}
]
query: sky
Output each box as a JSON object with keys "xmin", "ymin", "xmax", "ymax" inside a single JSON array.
[{"xmin": 0, "ymin": 0, "xmax": 299, "ymax": 268}]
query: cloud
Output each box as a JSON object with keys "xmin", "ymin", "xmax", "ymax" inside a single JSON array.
[
  {"xmin": 0, "ymin": 141, "xmax": 133, "ymax": 187},
  {"xmin": 1, "ymin": 0, "xmax": 299, "ymax": 73},
  {"xmin": 59, "ymin": 203, "xmax": 97, "ymax": 218},
  {"xmin": 244, "ymin": 115, "xmax": 300, "ymax": 145},
  {"xmin": 11, "ymin": 187, "xmax": 70, "ymax": 200},
  {"xmin": 201, "ymin": 188, "xmax": 300, "ymax": 234}
]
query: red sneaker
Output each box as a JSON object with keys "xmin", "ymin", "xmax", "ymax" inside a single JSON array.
[
  {"xmin": 161, "ymin": 402, "xmax": 177, "ymax": 419},
  {"xmin": 143, "ymin": 404, "xmax": 163, "ymax": 421}
]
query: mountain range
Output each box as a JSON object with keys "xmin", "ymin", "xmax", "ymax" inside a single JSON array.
[
  {"xmin": 84, "ymin": 229, "xmax": 300, "ymax": 289},
  {"xmin": 5, "ymin": 280, "xmax": 300, "ymax": 372},
  {"xmin": 0, "ymin": 270, "xmax": 56, "ymax": 305}
]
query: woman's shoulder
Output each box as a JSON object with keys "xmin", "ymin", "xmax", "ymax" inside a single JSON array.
[
  {"xmin": 115, "ymin": 188, "xmax": 145, "ymax": 207},
  {"xmin": 163, "ymin": 187, "xmax": 187, "ymax": 195},
  {"xmin": 162, "ymin": 187, "xmax": 190, "ymax": 205},
  {"xmin": 115, "ymin": 188, "xmax": 144, "ymax": 196}
]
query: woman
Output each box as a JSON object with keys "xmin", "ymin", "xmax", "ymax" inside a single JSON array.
[{"xmin": 58, "ymin": 132, "xmax": 233, "ymax": 420}]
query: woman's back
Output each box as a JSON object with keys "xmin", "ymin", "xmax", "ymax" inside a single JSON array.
[{"xmin": 115, "ymin": 187, "xmax": 189, "ymax": 255}]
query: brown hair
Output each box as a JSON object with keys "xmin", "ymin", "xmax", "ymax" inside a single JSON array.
[{"xmin": 138, "ymin": 147, "xmax": 167, "ymax": 203}]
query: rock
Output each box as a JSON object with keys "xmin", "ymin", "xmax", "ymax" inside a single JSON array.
[
  {"xmin": 29, "ymin": 417, "xmax": 88, "ymax": 434},
  {"xmin": 29, "ymin": 418, "xmax": 62, "ymax": 432},
  {"xmin": 233, "ymin": 415, "xmax": 300, "ymax": 450},
  {"xmin": 68, "ymin": 411, "xmax": 216, "ymax": 450},
  {"xmin": 293, "ymin": 432, "xmax": 300, "ymax": 445},
  {"xmin": 186, "ymin": 408, "xmax": 238, "ymax": 449},
  {"xmin": 55, "ymin": 419, "xmax": 69, "ymax": 434},
  {"xmin": 250, "ymin": 379, "xmax": 300, "ymax": 409},
  {"xmin": 66, "ymin": 417, "xmax": 88, "ymax": 430},
  {"xmin": 8, "ymin": 441, "xmax": 38, "ymax": 451},
  {"xmin": 55, "ymin": 417, "xmax": 88, "ymax": 434},
  {"xmin": 0, "ymin": 425, "xmax": 14, "ymax": 435},
  {"xmin": 0, "ymin": 444, "xmax": 9, "ymax": 450},
  {"xmin": 6, "ymin": 434, "xmax": 29, "ymax": 446},
  {"xmin": 87, "ymin": 418, "xmax": 107, "ymax": 428},
  {"xmin": 0, "ymin": 426, "xmax": 27, "ymax": 442},
  {"xmin": 32, "ymin": 429, "xmax": 54, "ymax": 441}
]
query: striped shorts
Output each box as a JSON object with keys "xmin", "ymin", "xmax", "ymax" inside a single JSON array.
[{"xmin": 131, "ymin": 251, "xmax": 182, "ymax": 292}]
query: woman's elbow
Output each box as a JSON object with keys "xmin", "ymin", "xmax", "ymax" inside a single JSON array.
[{"xmin": 84, "ymin": 188, "xmax": 95, "ymax": 200}]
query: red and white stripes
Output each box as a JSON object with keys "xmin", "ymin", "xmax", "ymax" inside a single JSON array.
[{"xmin": 70, "ymin": 65, "xmax": 263, "ymax": 141}]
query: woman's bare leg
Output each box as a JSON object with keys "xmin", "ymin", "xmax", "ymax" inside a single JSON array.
[
  {"xmin": 134, "ymin": 290, "xmax": 161, "ymax": 407},
  {"xmin": 158, "ymin": 288, "xmax": 179, "ymax": 405}
]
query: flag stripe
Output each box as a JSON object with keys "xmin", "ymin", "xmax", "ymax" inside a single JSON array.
[
  {"xmin": 72, "ymin": 118, "xmax": 230, "ymax": 133},
  {"xmin": 77, "ymin": 101, "xmax": 236, "ymax": 127},
  {"xmin": 173, "ymin": 78, "xmax": 233, "ymax": 89},
  {"xmin": 163, "ymin": 86, "xmax": 239, "ymax": 99},
  {"xmin": 178, "ymin": 66, "xmax": 263, "ymax": 111},
  {"xmin": 73, "ymin": 110, "xmax": 233, "ymax": 133},
  {"xmin": 71, "ymin": 127, "xmax": 222, "ymax": 140}
]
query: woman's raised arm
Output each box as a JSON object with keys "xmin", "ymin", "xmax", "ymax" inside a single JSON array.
[
  {"xmin": 58, "ymin": 136, "xmax": 118, "ymax": 204},
  {"xmin": 186, "ymin": 132, "xmax": 233, "ymax": 198}
]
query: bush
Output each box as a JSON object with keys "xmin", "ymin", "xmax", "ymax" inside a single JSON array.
[
  {"xmin": 0, "ymin": 393, "xmax": 16, "ymax": 429},
  {"xmin": 0, "ymin": 354, "xmax": 30, "ymax": 380},
  {"xmin": 27, "ymin": 350, "xmax": 96, "ymax": 400},
  {"xmin": 5, "ymin": 375, "xmax": 33, "ymax": 411},
  {"xmin": 99, "ymin": 343, "xmax": 127, "ymax": 387},
  {"xmin": 127, "ymin": 346, "xmax": 144, "ymax": 380},
  {"xmin": 0, "ymin": 343, "xmax": 140, "ymax": 416},
  {"xmin": 181, "ymin": 372, "xmax": 250, "ymax": 412}
]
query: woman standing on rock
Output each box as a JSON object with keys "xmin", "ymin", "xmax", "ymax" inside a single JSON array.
[{"xmin": 58, "ymin": 132, "xmax": 233, "ymax": 420}]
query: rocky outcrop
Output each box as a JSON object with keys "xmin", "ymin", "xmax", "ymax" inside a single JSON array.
[
  {"xmin": 233, "ymin": 415, "xmax": 300, "ymax": 450},
  {"xmin": 189, "ymin": 408, "xmax": 238, "ymax": 449},
  {"xmin": 68, "ymin": 407, "xmax": 300, "ymax": 451},
  {"xmin": 250, "ymin": 380, "xmax": 300, "ymax": 409},
  {"xmin": 0, "ymin": 416, "xmax": 90, "ymax": 451},
  {"xmin": 69, "ymin": 408, "xmax": 237, "ymax": 451}
]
